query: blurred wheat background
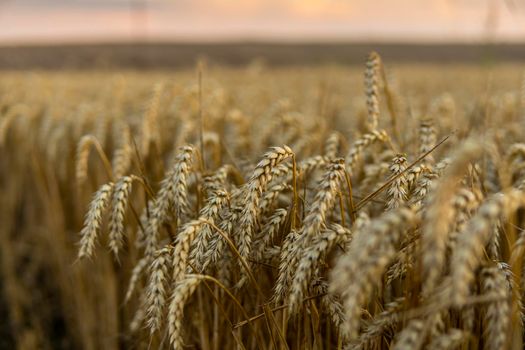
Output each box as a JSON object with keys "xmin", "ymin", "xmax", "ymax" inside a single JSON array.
[{"xmin": 3, "ymin": 1, "xmax": 525, "ymax": 350}]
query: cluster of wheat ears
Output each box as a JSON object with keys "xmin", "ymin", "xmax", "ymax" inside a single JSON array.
[{"xmin": 2, "ymin": 54, "xmax": 525, "ymax": 349}]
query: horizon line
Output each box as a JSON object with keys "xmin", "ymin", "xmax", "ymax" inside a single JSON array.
[{"xmin": 1, "ymin": 37, "xmax": 524, "ymax": 48}]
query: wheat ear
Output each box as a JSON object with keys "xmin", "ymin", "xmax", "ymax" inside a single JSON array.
[
  {"xmin": 421, "ymin": 140, "xmax": 482, "ymax": 295},
  {"xmin": 168, "ymin": 275, "xmax": 202, "ymax": 349},
  {"xmin": 78, "ymin": 182, "xmax": 114, "ymax": 259},
  {"xmin": 365, "ymin": 51, "xmax": 381, "ymax": 131},
  {"xmin": 386, "ymin": 154, "xmax": 408, "ymax": 210},
  {"xmin": 450, "ymin": 189, "xmax": 524, "ymax": 306},
  {"xmin": 330, "ymin": 207, "xmax": 418, "ymax": 339},
  {"xmin": 144, "ymin": 145, "xmax": 195, "ymax": 258},
  {"xmin": 236, "ymin": 146, "xmax": 293, "ymax": 260},
  {"xmin": 346, "ymin": 130, "xmax": 389, "ymax": 174},
  {"xmin": 480, "ymin": 264, "xmax": 511, "ymax": 350},
  {"xmin": 145, "ymin": 247, "xmax": 172, "ymax": 334},
  {"xmin": 108, "ymin": 175, "xmax": 134, "ymax": 258},
  {"xmin": 288, "ymin": 224, "xmax": 351, "ymax": 313}
]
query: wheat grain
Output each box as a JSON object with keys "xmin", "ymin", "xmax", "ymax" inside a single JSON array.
[
  {"xmin": 145, "ymin": 246, "xmax": 172, "ymax": 334},
  {"xmin": 386, "ymin": 154, "xmax": 408, "ymax": 210},
  {"xmin": 78, "ymin": 182, "xmax": 115, "ymax": 259},
  {"xmin": 125, "ymin": 256, "xmax": 149, "ymax": 303},
  {"xmin": 330, "ymin": 207, "xmax": 418, "ymax": 339},
  {"xmin": 188, "ymin": 190, "xmax": 229, "ymax": 272},
  {"xmin": 171, "ymin": 220, "xmax": 206, "ymax": 283},
  {"xmin": 168, "ymin": 275, "xmax": 202, "ymax": 349},
  {"xmin": 274, "ymin": 159, "xmax": 345, "ymax": 304},
  {"xmin": 427, "ymin": 329, "xmax": 467, "ymax": 350},
  {"xmin": 324, "ymin": 131, "xmax": 344, "ymax": 159},
  {"xmin": 108, "ymin": 175, "xmax": 134, "ymax": 258},
  {"xmin": 236, "ymin": 146, "xmax": 293, "ymax": 260},
  {"xmin": 351, "ymin": 297, "xmax": 404, "ymax": 349},
  {"xmin": 421, "ymin": 140, "xmax": 482, "ymax": 295},
  {"xmin": 252, "ymin": 208, "xmax": 288, "ymax": 262},
  {"xmin": 273, "ymin": 229, "xmax": 301, "ymax": 304},
  {"xmin": 480, "ymin": 264, "xmax": 511, "ymax": 350},
  {"xmin": 419, "ymin": 118, "xmax": 437, "ymax": 166},
  {"xmin": 111, "ymin": 122, "xmax": 133, "ymax": 179},
  {"xmin": 288, "ymin": 224, "xmax": 350, "ymax": 313},
  {"xmin": 450, "ymin": 189, "xmax": 525, "ymax": 306},
  {"xmin": 365, "ymin": 51, "xmax": 381, "ymax": 131},
  {"xmin": 346, "ymin": 130, "xmax": 389, "ymax": 174},
  {"xmin": 391, "ymin": 319, "xmax": 425, "ymax": 350},
  {"xmin": 76, "ymin": 135, "xmax": 97, "ymax": 184},
  {"xmin": 144, "ymin": 145, "xmax": 195, "ymax": 258},
  {"xmin": 141, "ymin": 82, "xmax": 163, "ymax": 157}
]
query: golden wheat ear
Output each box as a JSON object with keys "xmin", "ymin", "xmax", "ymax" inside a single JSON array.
[
  {"xmin": 365, "ymin": 51, "xmax": 382, "ymax": 131},
  {"xmin": 78, "ymin": 182, "xmax": 115, "ymax": 260}
]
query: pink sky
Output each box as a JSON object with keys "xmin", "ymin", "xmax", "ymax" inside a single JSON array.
[{"xmin": 0, "ymin": 0, "xmax": 524, "ymax": 44}]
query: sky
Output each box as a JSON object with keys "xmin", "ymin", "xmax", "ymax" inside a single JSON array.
[{"xmin": 0, "ymin": 0, "xmax": 524, "ymax": 44}]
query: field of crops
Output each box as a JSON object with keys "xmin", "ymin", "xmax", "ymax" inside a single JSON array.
[{"xmin": 1, "ymin": 56, "xmax": 525, "ymax": 349}]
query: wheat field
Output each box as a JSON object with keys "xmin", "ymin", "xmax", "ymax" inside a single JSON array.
[{"xmin": 1, "ymin": 56, "xmax": 525, "ymax": 349}]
